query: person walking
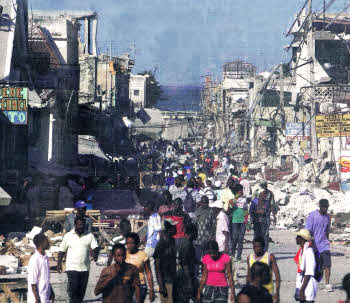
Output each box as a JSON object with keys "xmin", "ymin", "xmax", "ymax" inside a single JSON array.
[
  {"xmin": 246, "ymin": 237, "xmax": 280, "ymax": 303},
  {"xmin": 58, "ymin": 217, "xmax": 100, "ymax": 303},
  {"xmin": 194, "ymin": 196, "xmax": 216, "ymax": 265},
  {"xmin": 210, "ymin": 200, "xmax": 230, "ymax": 254},
  {"xmin": 64, "ymin": 200, "xmax": 93, "ymax": 233},
  {"xmin": 180, "ymin": 179, "xmax": 201, "ymax": 218},
  {"xmin": 107, "ymin": 219, "xmax": 131, "ymax": 266},
  {"xmin": 174, "ymin": 223, "xmax": 198, "ymax": 303},
  {"xmin": 230, "ymin": 184, "xmax": 248, "ymax": 262},
  {"xmin": 250, "ymin": 191, "xmax": 272, "ymax": 252},
  {"xmin": 294, "ymin": 229, "xmax": 318, "ymax": 303},
  {"xmin": 95, "ymin": 243, "xmax": 141, "ymax": 303},
  {"xmin": 237, "ymin": 262, "xmax": 273, "ymax": 303},
  {"xmin": 144, "ymin": 202, "xmax": 162, "ymax": 258},
  {"xmin": 164, "ymin": 198, "xmax": 192, "ymax": 247},
  {"xmin": 197, "ymin": 240, "xmax": 235, "ymax": 303},
  {"xmin": 305, "ymin": 199, "xmax": 332, "ymax": 292},
  {"xmin": 154, "ymin": 220, "xmax": 177, "ymax": 303},
  {"xmin": 169, "ymin": 177, "xmax": 185, "ymax": 201},
  {"xmin": 27, "ymin": 234, "xmax": 55, "ymax": 303},
  {"xmin": 125, "ymin": 233, "xmax": 155, "ymax": 303},
  {"xmin": 252, "ymin": 180, "xmax": 277, "ymax": 226},
  {"xmin": 200, "ymin": 180, "xmax": 216, "ymax": 204}
]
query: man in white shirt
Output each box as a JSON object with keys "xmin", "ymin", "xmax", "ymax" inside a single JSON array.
[
  {"xmin": 144, "ymin": 201, "xmax": 162, "ymax": 257},
  {"xmin": 295, "ymin": 229, "xmax": 318, "ymax": 303},
  {"xmin": 57, "ymin": 217, "xmax": 100, "ymax": 303},
  {"xmin": 28, "ymin": 234, "xmax": 54, "ymax": 303},
  {"xmin": 211, "ymin": 200, "xmax": 230, "ymax": 253}
]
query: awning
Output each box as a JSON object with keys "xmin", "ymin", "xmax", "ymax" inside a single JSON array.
[{"xmin": 0, "ymin": 187, "xmax": 11, "ymax": 206}]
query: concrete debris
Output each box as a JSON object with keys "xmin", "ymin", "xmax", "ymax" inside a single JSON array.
[
  {"xmin": 0, "ymin": 228, "xmax": 64, "ymax": 275},
  {"xmin": 26, "ymin": 226, "xmax": 42, "ymax": 240}
]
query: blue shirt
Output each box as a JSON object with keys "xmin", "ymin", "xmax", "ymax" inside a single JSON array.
[{"xmin": 305, "ymin": 210, "xmax": 330, "ymax": 253}]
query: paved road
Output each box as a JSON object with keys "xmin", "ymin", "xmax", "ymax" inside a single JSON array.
[{"xmin": 51, "ymin": 228, "xmax": 350, "ymax": 302}]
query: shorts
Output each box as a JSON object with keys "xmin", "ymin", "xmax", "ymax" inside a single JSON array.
[{"xmin": 320, "ymin": 250, "xmax": 331, "ymax": 268}]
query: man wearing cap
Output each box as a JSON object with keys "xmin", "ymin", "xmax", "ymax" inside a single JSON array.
[
  {"xmin": 64, "ymin": 201, "xmax": 93, "ymax": 234},
  {"xmin": 58, "ymin": 216, "xmax": 100, "ymax": 303},
  {"xmin": 294, "ymin": 229, "xmax": 318, "ymax": 303},
  {"xmin": 305, "ymin": 199, "xmax": 332, "ymax": 292}
]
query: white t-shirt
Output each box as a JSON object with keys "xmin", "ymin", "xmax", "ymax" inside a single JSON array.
[
  {"xmin": 60, "ymin": 229, "xmax": 99, "ymax": 271},
  {"xmin": 296, "ymin": 244, "xmax": 318, "ymax": 301},
  {"xmin": 27, "ymin": 250, "xmax": 51, "ymax": 303},
  {"xmin": 216, "ymin": 210, "xmax": 230, "ymax": 252}
]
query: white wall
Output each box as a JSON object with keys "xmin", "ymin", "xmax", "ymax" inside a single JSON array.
[{"xmin": 129, "ymin": 75, "xmax": 146, "ymax": 107}]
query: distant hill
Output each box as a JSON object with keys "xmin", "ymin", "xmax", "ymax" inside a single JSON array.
[{"xmin": 156, "ymin": 85, "xmax": 201, "ymax": 112}]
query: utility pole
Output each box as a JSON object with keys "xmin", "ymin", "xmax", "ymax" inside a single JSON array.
[
  {"xmin": 308, "ymin": 0, "xmax": 318, "ymax": 159},
  {"xmin": 279, "ymin": 63, "xmax": 284, "ymax": 110}
]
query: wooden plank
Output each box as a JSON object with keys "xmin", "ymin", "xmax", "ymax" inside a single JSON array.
[{"xmin": 1, "ymin": 284, "xmax": 20, "ymax": 303}]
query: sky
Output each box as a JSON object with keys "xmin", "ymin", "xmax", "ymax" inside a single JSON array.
[{"xmin": 29, "ymin": 0, "xmax": 349, "ymax": 85}]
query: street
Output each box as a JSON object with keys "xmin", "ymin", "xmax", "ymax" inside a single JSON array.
[{"xmin": 50, "ymin": 228, "xmax": 349, "ymax": 303}]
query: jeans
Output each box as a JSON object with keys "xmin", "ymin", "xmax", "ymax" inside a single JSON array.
[
  {"xmin": 194, "ymin": 244, "xmax": 204, "ymax": 275},
  {"xmin": 254, "ymin": 218, "xmax": 270, "ymax": 251},
  {"xmin": 66, "ymin": 270, "xmax": 89, "ymax": 303},
  {"xmin": 231, "ymin": 222, "xmax": 246, "ymax": 260},
  {"xmin": 201, "ymin": 285, "xmax": 228, "ymax": 303}
]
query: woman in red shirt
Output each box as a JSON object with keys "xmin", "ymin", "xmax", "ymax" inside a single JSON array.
[{"xmin": 197, "ymin": 240, "xmax": 236, "ymax": 303}]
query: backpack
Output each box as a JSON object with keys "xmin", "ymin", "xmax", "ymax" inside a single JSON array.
[{"xmin": 183, "ymin": 190, "xmax": 196, "ymax": 213}]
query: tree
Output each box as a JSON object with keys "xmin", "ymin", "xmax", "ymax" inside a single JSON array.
[{"xmin": 137, "ymin": 70, "xmax": 166, "ymax": 107}]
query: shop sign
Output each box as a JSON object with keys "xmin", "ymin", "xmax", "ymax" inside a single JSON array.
[
  {"xmin": 286, "ymin": 122, "xmax": 310, "ymax": 141},
  {"xmin": 0, "ymin": 87, "xmax": 28, "ymax": 125},
  {"xmin": 316, "ymin": 114, "xmax": 350, "ymax": 137}
]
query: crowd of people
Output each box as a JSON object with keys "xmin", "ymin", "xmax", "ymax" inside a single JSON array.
[{"xmin": 24, "ymin": 141, "xmax": 350, "ymax": 303}]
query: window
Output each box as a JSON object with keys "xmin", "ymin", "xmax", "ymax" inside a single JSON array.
[{"xmin": 134, "ymin": 90, "xmax": 140, "ymax": 96}]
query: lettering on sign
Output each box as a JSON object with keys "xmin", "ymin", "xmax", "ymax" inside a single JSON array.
[
  {"xmin": 316, "ymin": 114, "xmax": 350, "ymax": 137},
  {"xmin": 0, "ymin": 87, "xmax": 28, "ymax": 125}
]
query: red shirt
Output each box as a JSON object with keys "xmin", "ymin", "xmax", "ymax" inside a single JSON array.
[{"xmin": 164, "ymin": 215, "xmax": 185, "ymax": 238}]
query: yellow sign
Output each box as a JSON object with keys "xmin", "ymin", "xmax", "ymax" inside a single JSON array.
[{"xmin": 316, "ymin": 114, "xmax": 350, "ymax": 137}]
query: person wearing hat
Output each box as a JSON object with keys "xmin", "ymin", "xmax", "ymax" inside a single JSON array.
[
  {"xmin": 294, "ymin": 229, "xmax": 318, "ymax": 303},
  {"xmin": 64, "ymin": 201, "xmax": 93, "ymax": 234},
  {"xmin": 305, "ymin": 199, "xmax": 332, "ymax": 292}
]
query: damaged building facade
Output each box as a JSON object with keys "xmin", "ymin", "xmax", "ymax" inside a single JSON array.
[{"xmin": 200, "ymin": 10, "xmax": 350, "ymax": 190}]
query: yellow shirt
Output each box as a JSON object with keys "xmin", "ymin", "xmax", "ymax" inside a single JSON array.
[
  {"xmin": 249, "ymin": 252, "xmax": 274, "ymax": 294},
  {"xmin": 126, "ymin": 250, "xmax": 149, "ymax": 285}
]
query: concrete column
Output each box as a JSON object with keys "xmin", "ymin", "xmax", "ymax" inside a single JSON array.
[
  {"xmin": 92, "ymin": 17, "xmax": 98, "ymax": 56},
  {"xmin": 84, "ymin": 18, "xmax": 90, "ymax": 54}
]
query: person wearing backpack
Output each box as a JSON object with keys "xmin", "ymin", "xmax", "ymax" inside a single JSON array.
[
  {"xmin": 294, "ymin": 229, "xmax": 318, "ymax": 303},
  {"xmin": 305, "ymin": 199, "xmax": 332, "ymax": 292},
  {"xmin": 180, "ymin": 178, "xmax": 201, "ymax": 218}
]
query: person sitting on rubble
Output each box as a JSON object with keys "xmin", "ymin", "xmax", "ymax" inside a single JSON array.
[{"xmin": 64, "ymin": 200, "xmax": 93, "ymax": 234}]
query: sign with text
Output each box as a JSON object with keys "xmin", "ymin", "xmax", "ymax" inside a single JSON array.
[
  {"xmin": 286, "ymin": 122, "xmax": 310, "ymax": 141},
  {"xmin": 0, "ymin": 87, "xmax": 28, "ymax": 125},
  {"xmin": 316, "ymin": 114, "xmax": 350, "ymax": 137}
]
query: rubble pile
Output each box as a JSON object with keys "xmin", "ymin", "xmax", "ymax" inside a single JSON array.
[{"xmin": 0, "ymin": 227, "xmax": 64, "ymax": 275}]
